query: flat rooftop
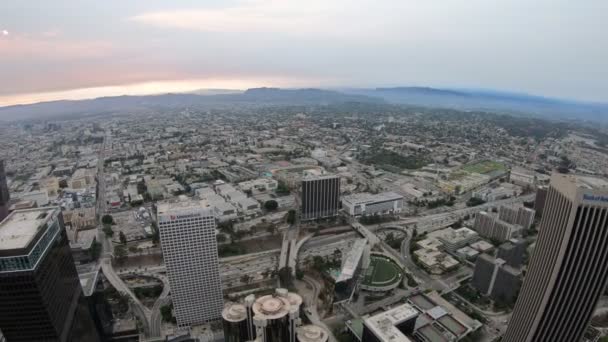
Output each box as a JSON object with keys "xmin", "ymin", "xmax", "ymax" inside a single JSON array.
[
  {"xmin": 0, "ymin": 207, "xmax": 56, "ymax": 251},
  {"xmin": 364, "ymin": 303, "xmax": 418, "ymax": 342},
  {"xmin": 575, "ymin": 175, "xmax": 608, "ymax": 190},
  {"xmin": 156, "ymin": 197, "xmax": 212, "ymax": 216}
]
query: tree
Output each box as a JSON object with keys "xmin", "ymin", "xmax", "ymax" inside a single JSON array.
[
  {"xmin": 114, "ymin": 245, "xmax": 127, "ymax": 264},
  {"xmin": 264, "ymin": 200, "xmax": 279, "ymax": 211},
  {"xmin": 278, "ymin": 267, "xmax": 293, "ymax": 288},
  {"xmin": 266, "ymin": 224, "xmax": 278, "ymax": 235},
  {"xmin": 286, "ymin": 209, "xmax": 297, "ymax": 225},
  {"xmin": 160, "ymin": 304, "xmax": 174, "ymax": 323},
  {"xmin": 137, "ymin": 180, "xmax": 147, "ymax": 195},
  {"xmin": 103, "ymin": 225, "xmax": 114, "ymax": 237},
  {"xmin": 101, "ymin": 214, "xmax": 114, "ymax": 225},
  {"xmin": 466, "ymin": 197, "xmax": 486, "ymax": 207},
  {"xmin": 216, "ymin": 234, "xmax": 227, "ymax": 243},
  {"xmin": 312, "ymin": 256, "xmax": 326, "ymax": 272},
  {"xmin": 89, "ymin": 241, "xmax": 102, "ymax": 260},
  {"xmin": 240, "ymin": 274, "xmax": 251, "ymax": 284},
  {"xmin": 128, "ymin": 245, "xmax": 139, "ymax": 254},
  {"xmin": 119, "ymin": 231, "xmax": 127, "ymax": 245},
  {"xmin": 151, "ymin": 222, "xmax": 160, "ymax": 244},
  {"xmin": 276, "ymin": 180, "xmax": 290, "ymax": 195}
]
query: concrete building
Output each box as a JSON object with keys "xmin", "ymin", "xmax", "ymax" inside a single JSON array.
[
  {"xmin": 252, "ymin": 289, "xmax": 303, "ymax": 342},
  {"xmin": 473, "ymin": 211, "xmax": 521, "ymax": 242},
  {"xmin": 0, "ymin": 161, "xmax": 9, "ymax": 222},
  {"xmin": 510, "ymin": 167, "xmax": 536, "ymax": 187},
  {"xmin": 504, "ymin": 174, "xmax": 608, "ymax": 342},
  {"xmin": 362, "ymin": 303, "xmax": 418, "ymax": 342},
  {"xmin": 341, "ymin": 192, "xmax": 404, "ymax": 217},
  {"xmin": 534, "ymin": 185, "xmax": 548, "ymax": 219},
  {"xmin": 301, "ymin": 175, "xmax": 340, "ymax": 221},
  {"xmin": 157, "ymin": 198, "xmax": 224, "ymax": 327},
  {"xmin": 497, "ymin": 239, "xmax": 526, "ymax": 268},
  {"xmin": 222, "ymin": 303, "xmax": 252, "ymax": 342},
  {"xmin": 498, "ymin": 205, "xmax": 535, "ymax": 230},
  {"xmin": 0, "ymin": 208, "xmax": 99, "ymax": 342},
  {"xmin": 296, "ymin": 325, "xmax": 329, "ymax": 342},
  {"xmin": 436, "ymin": 227, "xmax": 479, "ymax": 252},
  {"xmin": 471, "ymin": 254, "xmax": 521, "ymax": 304}
]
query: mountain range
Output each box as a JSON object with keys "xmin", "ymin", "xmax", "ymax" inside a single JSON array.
[{"xmin": 1, "ymin": 86, "xmax": 607, "ymax": 123}]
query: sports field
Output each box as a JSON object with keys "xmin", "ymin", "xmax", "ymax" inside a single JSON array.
[
  {"xmin": 362, "ymin": 255, "xmax": 403, "ymax": 287},
  {"xmin": 461, "ymin": 160, "xmax": 506, "ymax": 175}
]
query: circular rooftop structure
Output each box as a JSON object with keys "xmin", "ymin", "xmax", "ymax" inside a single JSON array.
[
  {"xmin": 286, "ymin": 292, "xmax": 303, "ymax": 309},
  {"xmin": 360, "ymin": 253, "xmax": 403, "ymax": 292},
  {"xmin": 222, "ymin": 303, "xmax": 247, "ymax": 322},
  {"xmin": 296, "ymin": 325, "xmax": 329, "ymax": 342},
  {"xmin": 252, "ymin": 295, "xmax": 291, "ymax": 320}
]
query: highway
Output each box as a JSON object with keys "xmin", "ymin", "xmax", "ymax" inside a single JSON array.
[
  {"xmin": 302, "ymin": 276, "xmax": 337, "ymax": 342},
  {"xmin": 95, "ymin": 131, "xmax": 161, "ymax": 338}
]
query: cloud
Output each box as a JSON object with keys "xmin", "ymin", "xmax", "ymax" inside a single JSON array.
[{"xmin": 0, "ymin": 33, "xmax": 114, "ymax": 62}]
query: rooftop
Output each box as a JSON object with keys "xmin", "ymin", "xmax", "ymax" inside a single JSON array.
[
  {"xmin": 363, "ymin": 303, "xmax": 418, "ymax": 342},
  {"xmin": 342, "ymin": 191, "xmax": 404, "ymax": 205},
  {"xmin": 156, "ymin": 197, "xmax": 212, "ymax": 216},
  {"xmin": 0, "ymin": 207, "xmax": 57, "ymax": 251}
]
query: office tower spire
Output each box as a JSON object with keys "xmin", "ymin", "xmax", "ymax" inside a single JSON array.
[{"xmin": 504, "ymin": 174, "xmax": 608, "ymax": 342}]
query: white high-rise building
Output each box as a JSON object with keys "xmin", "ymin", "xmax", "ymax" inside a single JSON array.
[{"xmin": 157, "ymin": 198, "xmax": 223, "ymax": 327}]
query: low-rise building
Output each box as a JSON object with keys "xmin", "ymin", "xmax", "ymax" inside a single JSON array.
[{"xmin": 342, "ymin": 192, "xmax": 404, "ymax": 217}]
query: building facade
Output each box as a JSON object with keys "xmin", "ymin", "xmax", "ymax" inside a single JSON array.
[
  {"xmin": 0, "ymin": 161, "xmax": 9, "ymax": 222},
  {"xmin": 157, "ymin": 199, "xmax": 224, "ymax": 327},
  {"xmin": 0, "ymin": 207, "xmax": 99, "ymax": 342},
  {"xmin": 341, "ymin": 192, "xmax": 404, "ymax": 217},
  {"xmin": 504, "ymin": 174, "xmax": 608, "ymax": 342},
  {"xmin": 301, "ymin": 175, "xmax": 340, "ymax": 221}
]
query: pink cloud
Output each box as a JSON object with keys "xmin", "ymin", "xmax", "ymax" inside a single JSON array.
[{"xmin": 0, "ymin": 33, "xmax": 114, "ymax": 61}]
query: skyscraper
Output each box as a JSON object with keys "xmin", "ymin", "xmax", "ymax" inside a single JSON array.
[
  {"xmin": 0, "ymin": 161, "xmax": 10, "ymax": 222},
  {"xmin": 157, "ymin": 198, "xmax": 224, "ymax": 327},
  {"xmin": 301, "ymin": 175, "xmax": 340, "ymax": 221},
  {"xmin": 0, "ymin": 207, "xmax": 99, "ymax": 342},
  {"xmin": 504, "ymin": 174, "xmax": 608, "ymax": 342}
]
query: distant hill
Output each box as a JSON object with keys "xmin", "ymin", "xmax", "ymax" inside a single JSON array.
[
  {"xmin": 1, "ymin": 86, "xmax": 607, "ymax": 123},
  {"xmin": 343, "ymin": 87, "xmax": 608, "ymax": 122},
  {"xmin": 0, "ymin": 88, "xmax": 383, "ymax": 121}
]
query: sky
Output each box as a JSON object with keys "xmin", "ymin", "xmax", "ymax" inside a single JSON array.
[{"xmin": 0, "ymin": 0, "xmax": 607, "ymax": 106}]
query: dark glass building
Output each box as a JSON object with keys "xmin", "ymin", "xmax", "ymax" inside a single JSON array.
[
  {"xmin": 504, "ymin": 174, "xmax": 608, "ymax": 342},
  {"xmin": 0, "ymin": 207, "xmax": 99, "ymax": 342},
  {"xmin": 0, "ymin": 160, "xmax": 9, "ymax": 222},
  {"xmin": 301, "ymin": 175, "xmax": 340, "ymax": 221}
]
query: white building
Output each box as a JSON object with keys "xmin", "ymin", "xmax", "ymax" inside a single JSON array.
[
  {"xmin": 157, "ymin": 198, "xmax": 224, "ymax": 327},
  {"xmin": 342, "ymin": 192, "xmax": 404, "ymax": 217}
]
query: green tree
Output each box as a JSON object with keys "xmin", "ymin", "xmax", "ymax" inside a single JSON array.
[
  {"xmin": 114, "ymin": 245, "xmax": 127, "ymax": 264},
  {"xmin": 101, "ymin": 214, "xmax": 114, "ymax": 225},
  {"xmin": 119, "ymin": 231, "xmax": 127, "ymax": 245},
  {"xmin": 160, "ymin": 304, "xmax": 174, "ymax": 323},
  {"xmin": 103, "ymin": 225, "xmax": 114, "ymax": 237},
  {"xmin": 240, "ymin": 274, "xmax": 251, "ymax": 284},
  {"xmin": 286, "ymin": 209, "xmax": 297, "ymax": 225},
  {"xmin": 89, "ymin": 241, "xmax": 102, "ymax": 260},
  {"xmin": 264, "ymin": 200, "xmax": 279, "ymax": 211}
]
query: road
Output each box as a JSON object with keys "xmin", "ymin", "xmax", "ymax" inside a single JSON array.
[
  {"xmin": 302, "ymin": 276, "xmax": 337, "ymax": 342},
  {"xmin": 95, "ymin": 131, "xmax": 160, "ymax": 338}
]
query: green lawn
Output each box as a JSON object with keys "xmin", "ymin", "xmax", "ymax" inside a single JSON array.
[{"xmin": 363, "ymin": 256, "xmax": 402, "ymax": 286}]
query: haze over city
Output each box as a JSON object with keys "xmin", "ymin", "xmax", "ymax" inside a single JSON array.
[
  {"xmin": 2, "ymin": 2, "xmax": 608, "ymax": 342},
  {"xmin": 1, "ymin": 0, "xmax": 607, "ymax": 106}
]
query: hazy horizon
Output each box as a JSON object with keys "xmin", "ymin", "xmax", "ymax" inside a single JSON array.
[{"xmin": 1, "ymin": 0, "xmax": 607, "ymax": 106}]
